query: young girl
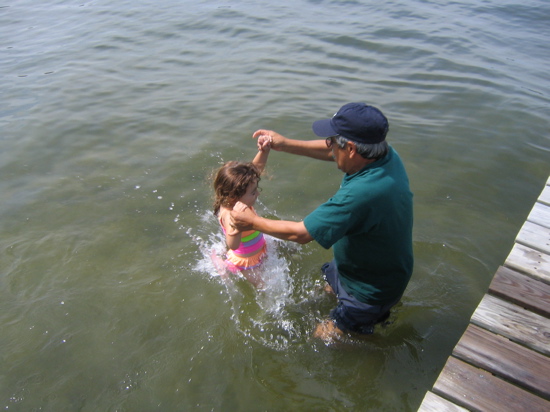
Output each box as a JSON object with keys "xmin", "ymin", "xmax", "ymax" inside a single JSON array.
[{"xmin": 212, "ymin": 136, "xmax": 271, "ymax": 287}]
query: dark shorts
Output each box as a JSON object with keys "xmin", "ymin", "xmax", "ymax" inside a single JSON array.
[{"xmin": 322, "ymin": 261, "xmax": 401, "ymax": 335}]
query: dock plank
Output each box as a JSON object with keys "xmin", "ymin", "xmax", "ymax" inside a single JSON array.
[
  {"xmin": 489, "ymin": 266, "xmax": 550, "ymax": 317},
  {"xmin": 418, "ymin": 391, "xmax": 468, "ymax": 412},
  {"xmin": 452, "ymin": 324, "xmax": 550, "ymax": 399},
  {"xmin": 516, "ymin": 220, "xmax": 550, "ymax": 254},
  {"xmin": 419, "ymin": 177, "xmax": 550, "ymax": 412},
  {"xmin": 527, "ymin": 202, "xmax": 550, "ymax": 229},
  {"xmin": 432, "ymin": 357, "xmax": 550, "ymax": 412},
  {"xmin": 470, "ymin": 294, "xmax": 550, "ymax": 355},
  {"xmin": 504, "ymin": 243, "xmax": 550, "ymax": 284},
  {"xmin": 537, "ymin": 183, "xmax": 550, "ymax": 206}
]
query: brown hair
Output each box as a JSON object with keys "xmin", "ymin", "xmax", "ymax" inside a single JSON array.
[{"xmin": 213, "ymin": 161, "xmax": 261, "ymax": 216}]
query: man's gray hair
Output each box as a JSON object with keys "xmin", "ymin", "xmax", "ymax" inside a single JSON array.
[{"xmin": 334, "ymin": 136, "xmax": 389, "ymax": 160}]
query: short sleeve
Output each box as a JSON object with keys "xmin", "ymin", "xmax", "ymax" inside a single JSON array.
[{"xmin": 303, "ymin": 192, "xmax": 357, "ymax": 249}]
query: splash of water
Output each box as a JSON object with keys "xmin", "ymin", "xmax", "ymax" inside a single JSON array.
[{"xmin": 186, "ymin": 209, "xmax": 312, "ymax": 351}]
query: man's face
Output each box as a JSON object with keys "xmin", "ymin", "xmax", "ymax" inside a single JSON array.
[{"xmin": 331, "ymin": 140, "xmax": 351, "ymax": 173}]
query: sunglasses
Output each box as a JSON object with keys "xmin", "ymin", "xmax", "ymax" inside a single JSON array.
[{"xmin": 325, "ymin": 136, "xmax": 338, "ymax": 148}]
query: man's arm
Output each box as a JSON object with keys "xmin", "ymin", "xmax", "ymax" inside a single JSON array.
[
  {"xmin": 231, "ymin": 203, "xmax": 314, "ymax": 244},
  {"xmin": 253, "ymin": 129, "xmax": 334, "ymax": 162},
  {"xmin": 252, "ymin": 216, "xmax": 313, "ymax": 244}
]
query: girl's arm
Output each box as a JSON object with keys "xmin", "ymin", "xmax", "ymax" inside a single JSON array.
[
  {"xmin": 251, "ymin": 136, "xmax": 271, "ymax": 173},
  {"xmin": 219, "ymin": 209, "xmax": 242, "ymax": 250},
  {"xmin": 225, "ymin": 228, "xmax": 241, "ymax": 250}
]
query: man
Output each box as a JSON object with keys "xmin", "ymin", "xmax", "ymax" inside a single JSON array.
[{"xmin": 231, "ymin": 102, "xmax": 414, "ymax": 341}]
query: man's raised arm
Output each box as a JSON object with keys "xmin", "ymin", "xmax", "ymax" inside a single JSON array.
[{"xmin": 253, "ymin": 129, "xmax": 334, "ymax": 161}]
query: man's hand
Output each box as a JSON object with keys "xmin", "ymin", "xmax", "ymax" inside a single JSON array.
[
  {"xmin": 230, "ymin": 201, "xmax": 255, "ymax": 231},
  {"xmin": 253, "ymin": 129, "xmax": 333, "ymax": 161},
  {"xmin": 255, "ymin": 134, "xmax": 272, "ymax": 152},
  {"xmin": 253, "ymin": 130, "xmax": 286, "ymax": 151}
]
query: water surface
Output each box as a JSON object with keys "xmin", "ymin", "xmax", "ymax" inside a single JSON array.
[{"xmin": 1, "ymin": 0, "xmax": 549, "ymax": 410}]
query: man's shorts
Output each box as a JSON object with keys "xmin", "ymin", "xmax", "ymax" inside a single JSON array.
[{"xmin": 322, "ymin": 261, "xmax": 401, "ymax": 335}]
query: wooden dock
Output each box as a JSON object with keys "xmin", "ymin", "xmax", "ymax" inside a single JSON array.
[{"xmin": 418, "ymin": 177, "xmax": 550, "ymax": 412}]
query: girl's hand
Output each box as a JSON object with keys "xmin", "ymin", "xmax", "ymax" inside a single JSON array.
[
  {"xmin": 253, "ymin": 130, "xmax": 286, "ymax": 151},
  {"xmin": 256, "ymin": 134, "xmax": 272, "ymax": 152}
]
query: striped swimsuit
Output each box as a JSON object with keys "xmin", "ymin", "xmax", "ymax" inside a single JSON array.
[{"xmin": 219, "ymin": 207, "xmax": 267, "ymax": 272}]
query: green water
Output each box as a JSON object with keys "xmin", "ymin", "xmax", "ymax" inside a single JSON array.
[{"xmin": 1, "ymin": 0, "xmax": 549, "ymax": 410}]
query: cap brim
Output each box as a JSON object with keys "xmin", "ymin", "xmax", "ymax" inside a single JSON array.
[{"xmin": 312, "ymin": 118, "xmax": 337, "ymax": 137}]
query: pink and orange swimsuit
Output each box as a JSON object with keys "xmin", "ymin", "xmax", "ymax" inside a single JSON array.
[{"xmin": 219, "ymin": 207, "xmax": 267, "ymax": 272}]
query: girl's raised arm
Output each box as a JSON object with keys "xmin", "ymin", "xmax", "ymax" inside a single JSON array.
[{"xmin": 251, "ymin": 135, "xmax": 271, "ymax": 173}]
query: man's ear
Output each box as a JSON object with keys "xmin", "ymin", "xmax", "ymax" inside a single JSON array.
[{"xmin": 347, "ymin": 141, "xmax": 358, "ymax": 157}]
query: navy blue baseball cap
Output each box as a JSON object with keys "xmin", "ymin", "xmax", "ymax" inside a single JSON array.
[{"xmin": 312, "ymin": 103, "xmax": 389, "ymax": 144}]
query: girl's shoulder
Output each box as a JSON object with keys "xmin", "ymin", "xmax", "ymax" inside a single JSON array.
[
  {"xmin": 217, "ymin": 206, "xmax": 231, "ymax": 226},
  {"xmin": 218, "ymin": 206, "xmax": 231, "ymax": 216}
]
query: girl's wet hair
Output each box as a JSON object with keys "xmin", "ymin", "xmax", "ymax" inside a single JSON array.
[{"xmin": 213, "ymin": 161, "xmax": 261, "ymax": 215}]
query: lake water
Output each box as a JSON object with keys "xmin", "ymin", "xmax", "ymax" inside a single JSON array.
[{"xmin": 1, "ymin": 0, "xmax": 549, "ymax": 410}]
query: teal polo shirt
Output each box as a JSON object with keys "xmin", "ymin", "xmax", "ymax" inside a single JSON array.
[{"xmin": 303, "ymin": 147, "xmax": 413, "ymax": 305}]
